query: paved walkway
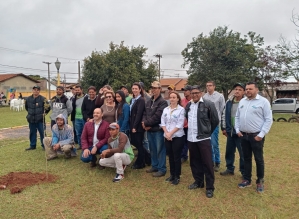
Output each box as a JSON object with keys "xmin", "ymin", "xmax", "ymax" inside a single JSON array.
[{"xmin": 0, "ymin": 124, "xmax": 51, "ymax": 140}]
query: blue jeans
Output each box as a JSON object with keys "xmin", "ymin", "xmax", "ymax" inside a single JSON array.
[
  {"xmin": 225, "ymin": 134, "xmax": 244, "ymax": 174},
  {"xmin": 147, "ymin": 131, "xmax": 166, "ymax": 174},
  {"xmin": 211, "ymin": 126, "xmax": 220, "ymax": 164},
  {"xmin": 75, "ymin": 118, "xmax": 85, "ymax": 147},
  {"xmin": 80, "ymin": 145, "xmax": 109, "ymax": 163},
  {"xmin": 72, "ymin": 120, "xmax": 78, "ymax": 144},
  {"xmin": 29, "ymin": 122, "xmax": 44, "ymax": 149}
]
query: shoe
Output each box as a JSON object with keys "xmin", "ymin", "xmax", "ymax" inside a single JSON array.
[
  {"xmin": 171, "ymin": 178, "xmax": 180, "ymax": 185},
  {"xmin": 25, "ymin": 147, "xmax": 36, "ymax": 151},
  {"xmin": 71, "ymin": 149, "xmax": 77, "ymax": 157},
  {"xmin": 214, "ymin": 163, "xmax": 220, "ymax": 172},
  {"xmin": 90, "ymin": 161, "xmax": 97, "ymax": 168},
  {"xmin": 165, "ymin": 175, "xmax": 175, "ymax": 182},
  {"xmin": 146, "ymin": 168, "xmax": 158, "ymax": 173},
  {"xmin": 181, "ymin": 157, "xmax": 188, "ymax": 163},
  {"xmin": 64, "ymin": 150, "xmax": 71, "ymax": 159},
  {"xmin": 98, "ymin": 165, "xmax": 105, "ymax": 170},
  {"xmin": 57, "ymin": 148, "xmax": 64, "ymax": 155},
  {"xmin": 206, "ymin": 190, "xmax": 214, "ymax": 198},
  {"xmin": 238, "ymin": 180, "xmax": 252, "ymax": 188},
  {"xmin": 47, "ymin": 156, "xmax": 58, "ymax": 161},
  {"xmin": 256, "ymin": 183, "xmax": 264, "ymax": 194},
  {"xmin": 113, "ymin": 174, "xmax": 124, "ymax": 182},
  {"xmin": 188, "ymin": 181, "xmax": 204, "ymax": 189},
  {"xmin": 152, "ymin": 171, "xmax": 166, "ymax": 177},
  {"xmin": 220, "ymin": 169, "xmax": 234, "ymax": 176},
  {"xmin": 131, "ymin": 164, "xmax": 145, "ymax": 169}
]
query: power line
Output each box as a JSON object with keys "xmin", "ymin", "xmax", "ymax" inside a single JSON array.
[
  {"xmin": 0, "ymin": 64, "xmax": 79, "ymax": 74},
  {"xmin": 161, "ymin": 69, "xmax": 188, "ymax": 71},
  {"xmin": 0, "ymin": 46, "xmax": 81, "ymax": 61}
]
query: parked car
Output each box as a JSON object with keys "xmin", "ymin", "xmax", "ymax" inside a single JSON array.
[{"xmin": 272, "ymin": 98, "xmax": 299, "ymax": 114}]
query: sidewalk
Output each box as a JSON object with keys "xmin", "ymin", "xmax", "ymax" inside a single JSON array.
[{"xmin": 0, "ymin": 124, "xmax": 51, "ymax": 140}]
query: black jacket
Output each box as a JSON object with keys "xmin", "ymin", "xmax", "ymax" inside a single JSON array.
[
  {"xmin": 25, "ymin": 95, "xmax": 50, "ymax": 123},
  {"xmin": 130, "ymin": 97, "xmax": 145, "ymax": 132},
  {"xmin": 143, "ymin": 94, "xmax": 168, "ymax": 132},
  {"xmin": 185, "ymin": 99, "xmax": 219, "ymax": 139},
  {"xmin": 82, "ymin": 95, "xmax": 97, "ymax": 122}
]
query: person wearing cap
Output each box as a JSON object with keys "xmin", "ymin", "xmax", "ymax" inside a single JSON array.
[
  {"xmin": 95, "ymin": 85, "xmax": 113, "ymax": 108},
  {"xmin": 25, "ymin": 85, "xmax": 50, "ymax": 151},
  {"xmin": 143, "ymin": 81, "xmax": 168, "ymax": 177},
  {"xmin": 203, "ymin": 81, "xmax": 225, "ymax": 172},
  {"xmin": 82, "ymin": 86, "xmax": 97, "ymax": 122},
  {"xmin": 43, "ymin": 114, "xmax": 76, "ymax": 161},
  {"xmin": 99, "ymin": 123, "xmax": 134, "ymax": 182},
  {"xmin": 180, "ymin": 85, "xmax": 192, "ymax": 163},
  {"xmin": 120, "ymin": 85, "xmax": 132, "ymax": 105},
  {"xmin": 235, "ymin": 82, "xmax": 273, "ymax": 193},
  {"xmin": 50, "ymin": 86, "xmax": 72, "ymax": 128},
  {"xmin": 220, "ymin": 83, "xmax": 245, "ymax": 177},
  {"xmin": 80, "ymin": 108, "xmax": 110, "ymax": 167},
  {"xmin": 185, "ymin": 85, "xmax": 219, "ymax": 198}
]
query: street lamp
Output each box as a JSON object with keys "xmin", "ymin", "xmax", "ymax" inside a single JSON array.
[{"xmin": 55, "ymin": 58, "xmax": 61, "ymax": 86}]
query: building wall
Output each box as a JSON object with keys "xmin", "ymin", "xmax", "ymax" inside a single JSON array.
[{"xmin": 0, "ymin": 76, "xmax": 38, "ymax": 93}]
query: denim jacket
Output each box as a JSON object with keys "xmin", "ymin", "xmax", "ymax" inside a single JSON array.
[{"xmin": 117, "ymin": 103, "xmax": 130, "ymax": 132}]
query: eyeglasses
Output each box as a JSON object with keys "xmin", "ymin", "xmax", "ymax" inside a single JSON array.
[
  {"xmin": 191, "ymin": 92, "xmax": 201, "ymax": 95},
  {"xmin": 106, "ymin": 96, "xmax": 113, "ymax": 99}
]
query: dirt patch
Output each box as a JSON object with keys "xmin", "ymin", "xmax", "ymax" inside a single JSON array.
[{"xmin": 0, "ymin": 171, "xmax": 58, "ymax": 194}]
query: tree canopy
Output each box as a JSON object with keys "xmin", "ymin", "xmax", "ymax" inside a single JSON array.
[{"xmin": 81, "ymin": 42, "xmax": 158, "ymax": 92}]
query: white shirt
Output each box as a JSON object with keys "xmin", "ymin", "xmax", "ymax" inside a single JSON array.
[
  {"xmin": 93, "ymin": 121, "xmax": 102, "ymax": 147},
  {"xmin": 160, "ymin": 105, "xmax": 185, "ymax": 138},
  {"xmin": 187, "ymin": 98, "xmax": 210, "ymax": 142}
]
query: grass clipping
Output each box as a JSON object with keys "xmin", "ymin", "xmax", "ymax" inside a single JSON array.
[{"xmin": 0, "ymin": 171, "xmax": 58, "ymax": 194}]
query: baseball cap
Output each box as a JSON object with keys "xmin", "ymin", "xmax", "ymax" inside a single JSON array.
[
  {"xmin": 168, "ymin": 84, "xmax": 175, "ymax": 90},
  {"xmin": 151, "ymin": 81, "xmax": 161, "ymax": 88},
  {"xmin": 108, "ymin": 123, "xmax": 120, "ymax": 130},
  {"xmin": 32, "ymin": 85, "xmax": 41, "ymax": 90},
  {"xmin": 233, "ymin": 83, "xmax": 245, "ymax": 90}
]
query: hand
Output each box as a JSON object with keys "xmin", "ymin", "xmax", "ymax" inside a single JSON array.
[
  {"xmin": 141, "ymin": 122, "xmax": 146, "ymax": 129},
  {"xmin": 53, "ymin": 144, "xmax": 60, "ymax": 150},
  {"xmin": 83, "ymin": 149, "xmax": 90, "ymax": 158},
  {"xmin": 91, "ymin": 146, "xmax": 98, "ymax": 155},
  {"xmin": 222, "ymin": 130, "xmax": 228, "ymax": 137},
  {"xmin": 165, "ymin": 132, "xmax": 172, "ymax": 140},
  {"xmin": 99, "ymin": 88, "xmax": 103, "ymax": 94},
  {"xmin": 88, "ymin": 119, "xmax": 93, "ymax": 123},
  {"xmin": 254, "ymin": 136, "xmax": 263, "ymax": 141},
  {"xmin": 144, "ymin": 127, "xmax": 151, "ymax": 131},
  {"xmin": 101, "ymin": 149, "xmax": 110, "ymax": 158},
  {"xmin": 132, "ymin": 128, "xmax": 136, "ymax": 133},
  {"xmin": 237, "ymin": 132, "xmax": 243, "ymax": 138}
]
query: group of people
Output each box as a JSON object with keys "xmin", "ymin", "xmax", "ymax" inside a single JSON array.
[{"xmin": 24, "ymin": 80, "xmax": 272, "ymax": 198}]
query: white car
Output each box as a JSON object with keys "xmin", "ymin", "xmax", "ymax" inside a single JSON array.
[{"xmin": 272, "ymin": 98, "xmax": 299, "ymax": 114}]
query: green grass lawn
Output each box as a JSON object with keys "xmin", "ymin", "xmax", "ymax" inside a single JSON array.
[{"xmin": 0, "ymin": 117, "xmax": 299, "ymax": 218}]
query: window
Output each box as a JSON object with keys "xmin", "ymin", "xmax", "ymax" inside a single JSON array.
[
  {"xmin": 285, "ymin": 99, "xmax": 294, "ymax": 104},
  {"xmin": 3, "ymin": 86, "xmax": 10, "ymax": 89},
  {"xmin": 15, "ymin": 87, "xmax": 20, "ymax": 90},
  {"xmin": 20, "ymin": 87, "xmax": 26, "ymax": 90}
]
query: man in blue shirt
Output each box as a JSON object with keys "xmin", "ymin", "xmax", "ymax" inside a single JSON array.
[{"xmin": 235, "ymin": 82, "xmax": 273, "ymax": 193}]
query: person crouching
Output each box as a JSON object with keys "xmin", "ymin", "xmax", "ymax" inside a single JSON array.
[
  {"xmin": 99, "ymin": 123, "xmax": 135, "ymax": 182},
  {"xmin": 44, "ymin": 114, "xmax": 76, "ymax": 161}
]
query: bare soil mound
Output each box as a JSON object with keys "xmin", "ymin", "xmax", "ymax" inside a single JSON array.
[{"xmin": 0, "ymin": 171, "xmax": 58, "ymax": 194}]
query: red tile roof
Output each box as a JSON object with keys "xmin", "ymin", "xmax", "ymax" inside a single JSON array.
[
  {"xmin": 0, "ymin": 73, "xmax": 40, "ymax": 83},
  {"xmin": 160, "ymin": 78, "xmax": 188, "ymax": 91}
]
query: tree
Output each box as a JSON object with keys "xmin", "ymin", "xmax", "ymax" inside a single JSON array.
[
  {"xmin": 181, "ymin": 26, "xmax": 264, "ymax": 100},
  {"xmin": 81, "ymin": 42, "xmax": 158, "ymax": 92},
  {"xmin": 28, "ymin": 75, "xmax": 46, "ymax": 81}
]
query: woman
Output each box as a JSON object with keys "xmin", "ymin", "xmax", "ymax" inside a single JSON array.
[
  {"xmin": 82, "ymin": 86, "xmax": 97, "ymax": 122},
  {"xmin": 161, "ymin": 91, "xmax": 185, "ymax": 185},
  {"xmin": 95, "ymin": 85, "xmax": 113, "ymax": 108},
  {"xmin": 100, "ymin": 91, "xmax": 116, "ymax": 124},
  {"xmin": 130, "ymin": 82, "xmax": 146, "ymax": 169},
  {"xmin": 115, "ymin": 90, "xmax": 130, "ymax": 136}
]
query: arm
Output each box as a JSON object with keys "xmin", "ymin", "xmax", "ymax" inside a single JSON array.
[
  {"xmin": 109, "ymin": 133, "xmax": 127, "ymax": 154},
  {"xmin": 209, "ymin": 102, "xmax": 219, "ymax": 133},
  {"xmin": 96, "ymin": 123, "xmax": 110, "ymax": 149},
  {"xmin": 51, "ymin": 128, "xmax": 59, "ymax": 146},
  {"xmin": 66, "ymin": 99, "xmax": 73, "ymax": 116},
  {"xmin": 25, "ymin": 98, "xmax": 28, "ymax": 111},
  {"xmin": 257, "ymin": 100, "xmax": 273, "ymax": 138},
  {"xmin": 95, "ymin": 95, "xmax": 105, "ymax": 108},
  {"xmin": 58, "ymin": 126, "xmax": 74, "ymax": 146},
  {"xmin": 235, "ymin": 103, "xmax": 242, "ymax": 137},
  {"xmin": 221, "ymin": 105, "xmax": 228, "ymax": 137},
  {"xmin": 81, "ymin": 124, "xmax": 89, "ymax": 150},
  {"xmin": 143, "ymin": 100, "xmax": 168, "ymax": 127},
  {"xmin": 81, "ymin": 97, "xmax": 88, "ymax": 121},
  {"xmin": 120, "ymin": 104, "xmax": 130, "ymax": 131},
  {"xmin": 133, "ymin": 99, "xmax": 145, "ymax": 129},
  {"xmin": 219, "ymin": 94, "xmax": 225, "ymax": 114}
]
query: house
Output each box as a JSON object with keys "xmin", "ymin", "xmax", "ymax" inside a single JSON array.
[
  {"xmin": 159, "ymin": 78, "xmax": 188, "ymax": 98},
  {"xmin": 274, "ymin": 82, "xmax": 299, "ymax": 99},
  {"xmin": 38, "ymin": 79, "xmax": 57, "ymax": 91}
]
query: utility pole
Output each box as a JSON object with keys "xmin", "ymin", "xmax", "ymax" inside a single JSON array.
[
  {"xmin": 42, "ymin": 61, "xmax": 51, "ymax": 99},
  {"xmin": 64, "ymin": 74, "xmax": 66, "ymax": 89},
  {"xmin": 154, "ymin": 54, "xmax": 162, "ymax": 81},
  {"xmin": 78, "ymin": 61, "xmax": 81, "ymax": 83}
]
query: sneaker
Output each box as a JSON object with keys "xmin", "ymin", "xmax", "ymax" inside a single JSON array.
[
  {"xmin": 146, "ymin": 168, "xmax": 158, "ymax": 173},
  {"xmin": 152, "ymin": 171, "xmax": 166, "ymax": 177},
  {"xmin": 214, "ymin": 163, "xmax": 220, "ymax": 172},
  {"xmin": 220, "ymin": 169, "xmax": 234, "ymax": 176},
  {"xmin": 206, "ymin": 190, "xmax": 214, "ymax": 198},
  {"xmin": 238, "ymin": 180, "xmax": 252, "ymax": 188},
  {"xmin": 256, "ymin": 183, "xmax": 264, "ymax": 194},
  {"xmin": 64, "ymin": 150, "xmax": 71, "ymax": 159},
  {"xmin": 71, "ymin": 149, "xmax": 77, "ymax": 157},
  {"xmin": 171, "ymin": 178, "xmax": 180, "ymax": 185},
  {"xmin": 188, "ymin": 181, "xmax": 204, "ymax": 189},
  {"xmin": 57, "ymin": 148, "xmax": 64, "ymax": 155},
  {"xmin": 113, "ymin": 174, "xmax": 124, "ymax": 182},
  {"xmin": 165, "ymin": 175, "xmax": 175, "ymax": 182}
]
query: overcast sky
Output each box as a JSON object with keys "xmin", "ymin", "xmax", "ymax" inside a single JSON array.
[{"xmin": 0, "ymin": 0, "xmax": 298, "ymax": 82}]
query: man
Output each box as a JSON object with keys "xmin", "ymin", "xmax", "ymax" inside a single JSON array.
[
  {"xmin": 44, "ymin": 114, "xmax": 76, "ymax": 161},
  {"xmin": 186, "ymin": 85, "xmax": 219, "ymax": 198},
  {"xmin": 50, "ymin": 86, "xmax": 72, "ymax": 128},
  {"xmin": 99, "ymin": 123, "xmax": 134, "ymax": 182},
  {"xmin": 120, "ymin": 85, "xmax": 132, "ymax": 105},
  {"xmin": 81, "ymin": 108, "xmax": 110, "ymax": 167},
  {"xmin": 25, "ymin": 85, "xmax": 50, "ymax": 151},
  {"xmin": 220, "ymin": 83, "xmax": 245, "ymax": 177},
  {"xmin": 203, "ymin": 81, "xmax": 225, "ymax": 172},
  {"xmin": 82, "ymin": 86, "xmax": 97, "ymax": 122},
  {"xmin": 142, "ymin": 81, "xmax": 168, "ymax": 177},
  {"xmin": 235, "ymin": 82, "xmax": 273, "ymax": 193},
  {"xmin": 180, "ymin": 85, "xmax": 192, "ymax": 163},
  {"xmin": 71, "ymin": 85, "xmax": 85, "ymax": 150},
  {"xmin": 70, "ymin": 87, "xmax": 78, "ymax": 144}
]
